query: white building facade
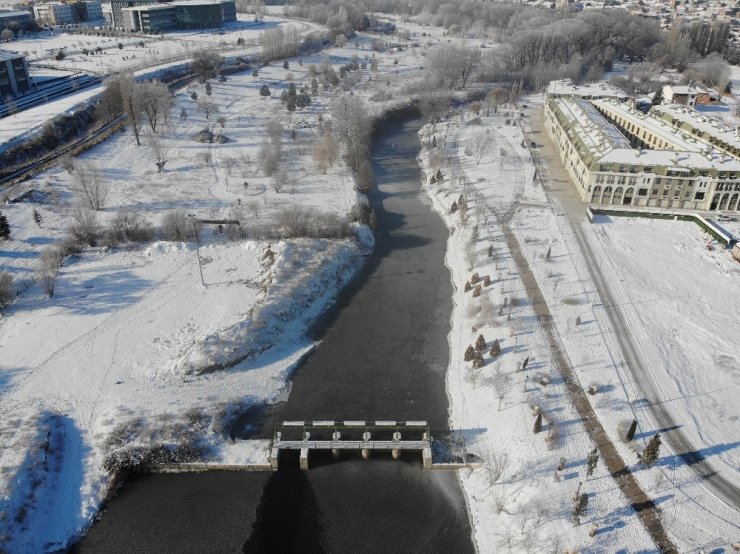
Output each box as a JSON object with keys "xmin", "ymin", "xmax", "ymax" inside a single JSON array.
[{"xmin": 544, "ymin": 82, "xmax": 740, "ymax": 212}]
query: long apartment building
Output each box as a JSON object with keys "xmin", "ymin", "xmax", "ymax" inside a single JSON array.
[{"xmin": 544, "ymin": 82, "xmax": 740, "ymax": 212}]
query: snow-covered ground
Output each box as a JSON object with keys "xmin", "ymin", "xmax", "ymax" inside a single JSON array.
[
  {"xmin": 419, "ymin": 100, "xmax": 740, "ymax": 551},
  {"xmin": 0, "ymin": 18, "xmax": 436, "ymax": 550},
  {"xmin": 11, "ymin": 15, "xmax": 300, "ymax": 75}
]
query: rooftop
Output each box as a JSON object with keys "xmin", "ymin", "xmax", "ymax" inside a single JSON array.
[
  {"xmin": 546, "ymin": 78, "xmax": 629, "ymax": 100},
  {"xmin": 651, "ymin": 104, "xmax": 740, "ymax": 154},
  {"xmin": 591, "ymin": 98, "xmax": 707, "ymax": 153},
  {"xmin": 121, "ymin": 4, "xmax": 176, "ymax": 11},
  {"xmin": 598, "ymin": 148, "xmax": 740, "ymax": 172}
]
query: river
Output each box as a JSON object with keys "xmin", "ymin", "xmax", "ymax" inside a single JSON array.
[{"xmin": 73, "ymin": 114, "xmax": 475, "ymax": 553}]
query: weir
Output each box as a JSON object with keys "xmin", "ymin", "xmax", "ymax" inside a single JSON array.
[{"xmin": 270, "ymin": 421, "xmax": 433, "ymax": 470}]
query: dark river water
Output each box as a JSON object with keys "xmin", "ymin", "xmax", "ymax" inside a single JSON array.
[{"xmin": 72, "ymin": 115, "xmax": 475, "ymax": 554}]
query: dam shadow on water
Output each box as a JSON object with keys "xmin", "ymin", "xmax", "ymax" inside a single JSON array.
[{"xmin": 73, "ymin": 114, "xmax": 474, "ymax": 553}]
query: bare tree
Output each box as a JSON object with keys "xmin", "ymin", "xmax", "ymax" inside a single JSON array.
[
  {"xmin": 70, "ymin": 205, "xmax": 101, "ymax": 246},
  {"xmin": 483, "ymin": 446, "xmax": 510, "ymax": 486},
  {"xmin": 426, "ymin": 46, "xmax": 481, "ymax": 89},
  {"xmin": 136, "ymin": 79, "xmax": 174, "ymax": 133},
  {"xmin": 331, "ymin": 95, "xmax": 371, "ymax": 172},
  {"xmin": 114, "ymin": 71, "xmax": 143, "ymax": 146},
  {"xmin": 190, "ymin": 49, "xmax": 223, "ymax": 83},
  {"xmin": 72, "ymin": 163, "xmax": 107, "ymax": 210},
  {"xmin": 197, "ymin": 97, "xmax": 219, "ymax": 120},
  {"xmin": 492, "ymin": 364, "xmax": 513, "ymax": 411},
  {"xmin": 148, "ymin": 133, "xmax": 168, "ymax": 173},
  {"xmin": 470, "ymin": 130, "xmax": 490, "ymax": 165},
  {"xmin": 312, "ymin": 132, "xmax": 339, "ymax": 173}
]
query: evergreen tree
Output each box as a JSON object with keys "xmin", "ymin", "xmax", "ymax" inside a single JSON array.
[
  {"xmin": 585, "ymin": 448, "xmax": 599, "ymax": 478},
  {"xmin": 311, "ymin": 78, "xmax": 318, "ymax": 96},
  {"xmin": 651, "ymin": 87, "xmax": 664, "ymax": 106},
  {"xmin": 205, "ymin": 82, "xmax": 213, "ymax": 96},
  {"xmin": 296, "ymin": 88, "xmax": 311, "ymax": 108},
  {"xmin": 32, "ymin": 209, "xmax": 43, "ymax": 227},
  {"xmin": 475, "ymin": 334, "xmax": 486, "ymax": 351},
  {"xmin": 533, "ymin": 412, "xmax": 542, "ymax": 434},
  {"xmin": 489, "ymin": 339, "xmax": 501, "ymax": 357},
  {"xmin": 283, "ymin": 60, "xmax": 289, "ymax": 69},
  {"xmin": 626, "ymin": 419, "xmax": 638, "ymax": 441},
  {"xmin": 0, "ymin": 212, "xmax": 9, "ymax": 240},
  {"xmin": 464, "ymin": 345, "xmax": 475, "ymax": 362},
  {"xmin": 571, "ymin": 493, "xmax": 588, "ymax": 526},
  {"xmin": 259, "ymin": 84, "xmax": 271, "ymax": 97},
  {"xmin": 641, "ymin": 433, "xmax": 661, "ymax": 468}
]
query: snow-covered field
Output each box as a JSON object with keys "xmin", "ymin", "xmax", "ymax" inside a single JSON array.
[
  {"xmin": 0, "ymin": 18, "xmax": 437, "ymax": 550},
  {"xmin": 419, "ymin": 100, "xmax": 740, "ymax": 551},
  {"xmin": 12, "ymin": 16, "xmax": 298, "ymax": 75}
]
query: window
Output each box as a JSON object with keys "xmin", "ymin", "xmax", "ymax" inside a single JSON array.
[
  {"xmin": 652, "ymin": 189, "xmax": 659, "ymax": 195},
  {"xmin": 638, "ymin": 188, "xmax": 648, "ymax": 196},
  {"xmin": 695, "ymin": 192, "xmax": 705, "ymax": 200}
]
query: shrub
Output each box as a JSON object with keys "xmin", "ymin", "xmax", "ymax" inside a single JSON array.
[
  {"xmin": 111, "ymin": 209, "xmax": 154, "ymax": 243},
  {"xmin": 162, "ymin": 210, "xmax": 199, "ymax": 241},
  {"xmin": 354, "ymin": 159, "xmax": 374, "ymax": 193},
  {"xmin": 69, "ymin": 206, "xmax": 100, "ymax": 247},
  {"xmin": 277, "ymin": 206, "xmax": 351, "ymax": 239},
  {"xmin": 348, "ymin": 203, "xmax": 373, "ymax": 226}
]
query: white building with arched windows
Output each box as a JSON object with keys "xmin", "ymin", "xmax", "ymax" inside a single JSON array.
[{"xmin": 543, "ymin": 81, "xmax": 740, "ymax": 212}]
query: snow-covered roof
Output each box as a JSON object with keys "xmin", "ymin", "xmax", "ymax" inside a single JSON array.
[
  {"xmin": 665, "ymin": 84, "xmax": 712, "ymax": 96},
  {"xmin": 546, "ymin": 78, "xmax": 628, "ymax": 100},
  {"xmin": 651, "ymin": 104, "xmax": 740, "ymax": 155},
  {"xmin": 550, "ymin": 97, "xmax": 630, "ymax": 161},
  {"xmin": 121, "ymin": 4, "xmax": 175, "ymax": 11},
  {"xmin": 599, "ymin": 148, "xmax": 740, "ymax": 171},
  {"xmin": 592, "ymin": 98, "xmax": 706, "ymax": 153}
]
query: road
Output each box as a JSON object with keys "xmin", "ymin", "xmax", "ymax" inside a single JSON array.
[{"xmin": 528, "ymin": 108, "xmax": 740, "ymax": 513}]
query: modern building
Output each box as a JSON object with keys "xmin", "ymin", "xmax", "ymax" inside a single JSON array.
[
  {"xmin": 172, "ymin": 0, "xmax": 235, "ymax": 29},
  {"xmin": 0, "ymin": 9, "xmax": 33, "ymax": 30},
  {"xmin": 78, "ymin": 1, "xmax": 104, "ymax": 22},
  {"xmin": 544, "ymin": 83, "xmax": 740, "ymax": 212},
  {"xmin": 33, "ymin": 2, "xmax": 77, "ymax": 25},
  {"xmin": 0, "ymin": 50, "xmax": 30, "ymax": 97},
  {"xmin": 33, "ymin": 1, "xmax": 103, "ymax": 25},
  {"xmin": 110, "ymin": 0, "xmax": 159, "ymax": 29},
  {"xmin": 121, "ymin": 3, "xmax": 176, "ymax": 32},
  {"xmin": 112, "ymin": 0, "xmax": 234, "ymax": 31}
]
